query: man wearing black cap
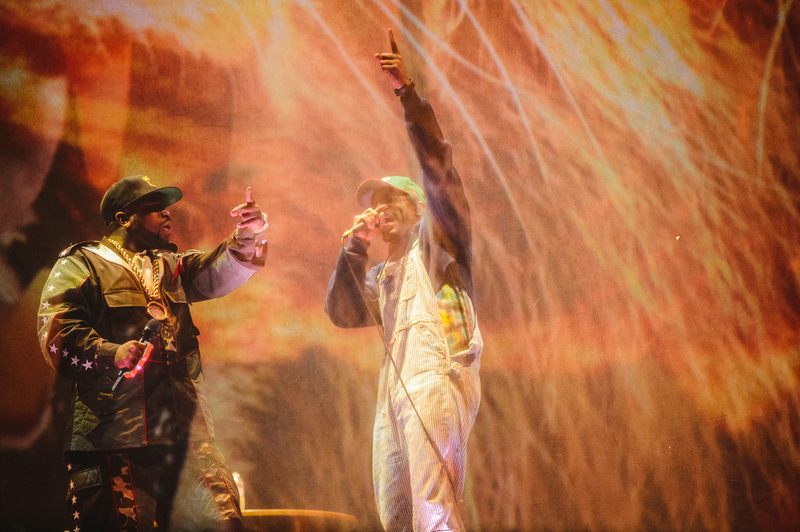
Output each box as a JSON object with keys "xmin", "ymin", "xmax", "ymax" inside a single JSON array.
[
  {"xmin": 325, "ymin": 31, "xmax": 482, "ymax": 532},
  {"xmin": 37, "ymin": 174, "xmax": 267, "ymax": 531}
]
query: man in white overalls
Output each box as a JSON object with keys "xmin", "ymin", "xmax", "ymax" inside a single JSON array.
[{"xmin": 325, "ymin": 30, "xmax": 482, "ymax": 532}]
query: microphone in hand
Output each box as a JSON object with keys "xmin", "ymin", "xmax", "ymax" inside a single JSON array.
[
  {"xmin": 112, "ymin": 319, "xmax": 162, "ymax": 390},
  {"xmin": 342, "ymin": 220, "xmax": 370, "ymax": 238}
]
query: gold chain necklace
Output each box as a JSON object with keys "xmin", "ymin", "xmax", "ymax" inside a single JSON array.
[{"xmin": 107, "ymin": 239, "xmax": 161, "ymax": 300}]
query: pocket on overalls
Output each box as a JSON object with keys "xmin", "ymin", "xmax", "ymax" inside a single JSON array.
[{"xmin": 394, "ymin": 263, "xmax": 419, "ymax": 327}]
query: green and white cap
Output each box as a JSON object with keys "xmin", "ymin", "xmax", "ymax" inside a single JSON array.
[{"xmin": 355, "ymin": 175, "xmax": 425, "ymax": 208}]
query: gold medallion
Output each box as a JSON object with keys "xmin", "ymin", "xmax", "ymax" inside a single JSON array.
[{"xmin": 146, "ymin": 301, "xmax": 168, "ymax": 321}]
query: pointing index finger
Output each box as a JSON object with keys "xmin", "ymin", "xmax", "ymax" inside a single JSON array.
[
  {"xmin": 388, "ymin": 28, "xmax": 399, "ymax": 54},
  {"xmin": 245, "ymin": 186, "xmax": 254, "ymax": 205}
]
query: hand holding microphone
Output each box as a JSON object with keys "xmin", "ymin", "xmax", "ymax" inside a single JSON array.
[
  {"xmin": 343, "ymin": 220, "xmax": 370, "ymax": 238},
  {"xmin": 342, "ymin": 207, "xmax": 385, "ymax": 240},
  {"xmin": 112, "ymin": 319, "xmax": 162, "ymax": 390}
]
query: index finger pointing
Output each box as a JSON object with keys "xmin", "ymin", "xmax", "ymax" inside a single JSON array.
[
  {"xmin": 388, "ymin": 28, "xmax": 399, "ymax": 54},
  {"xmin": 245, "ymin": 186, "xmax": 254, "ymax": 205}
]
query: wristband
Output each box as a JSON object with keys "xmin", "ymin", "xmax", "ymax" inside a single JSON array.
[
  {"xmin": 394, "ymin": 78, "xmax": 415, "ymax": 97},
  {"xmin": 252, "ymin": 213, "xmax": 268, "ymax": 234}
]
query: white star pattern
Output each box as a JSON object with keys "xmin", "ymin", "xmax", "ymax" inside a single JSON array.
[
  {"xmin": 47, "ymin": 284, "xmax": 55, "ymax": 292},
  {"xmin": 72, "ymin": 495, "xmax": 77, "ymax": 504},
  {"xmin": 81, "ymin": 360, "xmax": 93, "ymax": 371},
  {"xmin": 73, "ymin": 510, "xmax": 79, "ymax": 519},
  {"xmin": 54, "ymin": 271, "xmax": 62, "ymax": 278},
  {"xmin": 62, "ymin": 348, "xmax": 69, "ymax": 358},
  {"xmin": 49, "ymin": 344, "xmax": 58, "ymax": 354},
  {"xmin": 74, "ymin": 527, "xmax": 80, "ymax": 532},
  {"xmin": 61, "ymin": 259, "xmax": 68, "ymax": 265},
  {"xmin": 41, "ymin": 315, "xmax": 48, "ymax": 325},
  {"xmin": 70, "ymin": 480, "xmax": 74, "ymax": 489},
  {"xmin": 41, "ymin": 331, "xmax": 48, "ymax": 340},
  {"xmin": 67, "ymin": 463, "xmax": 72, "ymax": 471},
  {"xmin": 41, "ymin": 301, "xmax": 50, "ymax": 310},
  {"xmin": 71, "ymin": 356, "xmax": 79, "ymax": 366}
]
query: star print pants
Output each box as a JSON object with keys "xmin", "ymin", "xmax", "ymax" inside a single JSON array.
[{"xmin": 64, "ymin": 442, "xmax": 243, "ymax": 532}]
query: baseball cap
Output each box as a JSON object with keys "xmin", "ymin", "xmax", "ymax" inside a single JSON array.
[
  {"xmin": 100, "ymin": 175, "xmax": 183, "ymax": 225},
  {"xmin": 355, "ymin": 176, "xmax": 426, "ymax": 208}
]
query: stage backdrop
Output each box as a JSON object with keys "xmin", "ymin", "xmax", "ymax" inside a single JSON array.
[{"xmin": 2, "ymin": 1, "xmax": 800, "ymax": 530}]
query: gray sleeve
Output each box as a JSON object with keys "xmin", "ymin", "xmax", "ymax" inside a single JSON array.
[{"xmin": 185, "ymin": 247, "xmax": 259, "ymax": 302}]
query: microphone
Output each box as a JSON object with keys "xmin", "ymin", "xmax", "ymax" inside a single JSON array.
[
  {"xmin": 112, "ymin": 319, "xmax": 162, "ymax": 390},
  {"xmin": 342, "ymin": 220, "xmax": 369, "ymax": 238}
]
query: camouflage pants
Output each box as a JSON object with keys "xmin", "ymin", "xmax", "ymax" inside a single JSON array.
[{"xmin": 64, "ymin": 442, "xmax": 242, "ymax": 532}]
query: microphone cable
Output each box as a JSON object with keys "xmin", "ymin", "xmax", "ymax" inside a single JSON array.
[{"xmin": 339, "ymin": 234, "xmax": 456, "ymax": 495}]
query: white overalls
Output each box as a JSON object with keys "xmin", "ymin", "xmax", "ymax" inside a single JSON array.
[{"xmin": 373, "ymin": 241, "xmax": 482, "ymax": 532}]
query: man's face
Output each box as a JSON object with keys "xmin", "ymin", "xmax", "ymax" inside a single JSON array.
[
  {"xmin": 127, "ymin": 198, "xmax": 172, "ymax": 249},
  {"xmin": 371, "ymin": 187, "xmax": 420, "ymax": 243}
]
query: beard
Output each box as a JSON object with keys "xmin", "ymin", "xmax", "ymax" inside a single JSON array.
[{"xmin": 130, "ymin": 222, "xmax": 170, "ymax": 250}]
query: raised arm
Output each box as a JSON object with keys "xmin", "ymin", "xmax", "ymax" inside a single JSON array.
[
  {"xmin": 376, "ymin": 29, "xmax": 472, "ymax": 267},
  {"xmin": 181, "ymin": 187, "xmax": 267, "ymax": 302}
]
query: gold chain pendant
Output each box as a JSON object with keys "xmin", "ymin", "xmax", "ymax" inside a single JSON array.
[
  {"xmin": 108, "ymin": 239, "xmax": 169, "ymax": 322},
  {"xmin": 146, "ymin": 301, "xmax": 168, "ymax": 321}
]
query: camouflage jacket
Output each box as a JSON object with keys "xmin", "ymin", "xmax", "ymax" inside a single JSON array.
[{"xmin": 38, "ymin": 231, "xmax": 264, "ymax": 452}]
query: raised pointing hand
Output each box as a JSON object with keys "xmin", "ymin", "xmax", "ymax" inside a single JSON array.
[
  {"xmin": 230, "ymin": 187, "xmax": 267, "ymax": 232},
  {"xmin": 230, "ymin": 187, "xmax": 268, "ymax": 257},
  {"xmin": 375, "ymin": 28, "xmax": 411, "ymax": 90}
]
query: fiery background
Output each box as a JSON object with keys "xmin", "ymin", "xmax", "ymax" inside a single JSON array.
[{"xmin": 2, "ymin": 0, "xmax": 800, "ymax": 530}]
